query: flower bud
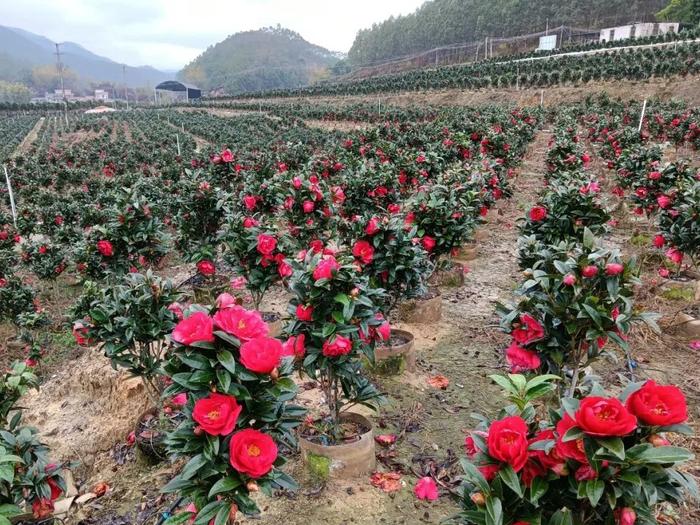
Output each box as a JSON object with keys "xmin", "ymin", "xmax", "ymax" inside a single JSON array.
[
  {"xmin": 648, "ymin": 434, "xmax": 670, "ymax": 447},
  {"xmin": 270, "ymin": 367, "xmax": 280, "ymax": 381},
  {"xmin": 193, "ymin": 426, "xmax": 204, "ymax": 436},
  {"xmin": 246, "ymin": 480, "xmax": 259, "ymax": 492},
  {"xmin": 470, "ymin": 492, "xmax": 485, "ymax": 506}
]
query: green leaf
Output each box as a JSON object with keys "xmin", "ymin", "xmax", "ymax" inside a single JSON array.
[
  {"xmin": 529, "ymin": 477, "xmax": 548, "ymax": 505},
  {"xmin": 208, "ymin": 476, "xmax": 242, "ymax": 498},
  {"xmin": 498, "ymin": 465, "xmax": 523, "ymax": 498},
  {"xmin": 460, "ymin": 458, "xmax": 490, "ymax": 494},
  {"xmin": 180, "ymin": 454, "xmax": 207, "ymax": 480},
  {"xmin": 548, "ymin": 508, "xmax": 573, "ymax": 525},
  {"xmin": 562, "ymin": 426, "xmax": 583, "ymax": 443},
  {"xmin": 632, "ymin": 446, "xmax": 693, "ymax": 464},
  {"xmin": 596, "ymin": 437, "xmax": 625, "ymax": 460},
  {"xmin": 214, "ymin": 503, "xmax": 232, "ymax": 525},
  {"xmin": 163, "ymin": 512, "xmax": 194, "ymax": 525},
  {"xmin": 217, "ymin": 350, "xmax": 237, "ymax": 375},
  {"xmin": 484, "ymin": 496, "xmax": 503, "ymax": 525},
  {"xmin": 585, "ymin": 479, "xmax": 604, "ymax": 507}
]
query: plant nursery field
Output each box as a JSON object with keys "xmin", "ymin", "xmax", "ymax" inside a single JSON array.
[{"xmin": 0, "ymin": 89, "xmax": 699, "ymax": 525}]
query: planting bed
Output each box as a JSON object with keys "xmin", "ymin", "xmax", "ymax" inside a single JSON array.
[{"xmin": 0, "ymin": 90, "xmax": 699, "ymax": 525}]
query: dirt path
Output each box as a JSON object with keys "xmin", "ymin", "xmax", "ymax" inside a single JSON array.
[
  {"xmin": 162, "ymin": 120, "xmax": 211, "ymax": 153},
  {"xmin": 13, "ymin": 117, "xmax": 44, "ymax": 157}
]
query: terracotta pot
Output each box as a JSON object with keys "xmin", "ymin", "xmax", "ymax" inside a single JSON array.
[
  {"xmin": 398, "ymin": 288, "xmax": 442, "ymax": 323},
  {"xmin": 299, "ymin": 412, "xmax": 375, "ymax": 479},
  {"xmin": 374, "ymin": 329, "xmax": 416, "ymax": 374},
  {"xmin": 192, "ymin": 274, "xmax": 230, "ymax": 305},
  {"xmin": 428, "ymin": 263, "xmax": 465, "ymax": 287},
  {"xmin": 674, "ymin": 312, "xmax": 700, "ymax": 338},
  {"xmin": 134, "ymin": 407, "xmax": 167, "ymax": 464}
]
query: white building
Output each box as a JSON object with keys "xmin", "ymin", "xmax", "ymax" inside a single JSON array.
[
  {"xmin": 599, "ymin": 22, "xmax": 679, "ymax": 42},
  {"xmin": 94, "ymin": 89, "xmax": 109, "ymax": 101}
]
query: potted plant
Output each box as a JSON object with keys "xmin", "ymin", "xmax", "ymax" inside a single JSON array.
[
  {"xmin": 498, "ymin": 231, "xmax": 654, "ymax": 396},
  {"xmin": 346, "ymin": 214, "xmax": 432, "ymax": 374},
  {"xmin": 458, "ymin": 374, "xmax": 696, "ymax": 525},
  {"xmin": 77, "ymin": 270, "xmax": 182, "ymax": 462},
  {"xmin": 285, "ymin": 249, "xmax": 387, "ymax": 478},
  {"xmin": 161, "ymin": 301, "xmax": 302, "ymax": 522}
]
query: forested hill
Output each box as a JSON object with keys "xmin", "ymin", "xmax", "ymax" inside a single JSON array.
[
  {"xmin": 348, "ymin": 0, "xmax": 668, "ymax": 65},
  {"xmin": 179, "ymin": 26, "xmax": 341, "ymax": 95}
]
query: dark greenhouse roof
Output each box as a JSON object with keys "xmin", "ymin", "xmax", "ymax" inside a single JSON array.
[{"xmin": 155, "ymin": 80, "xmax": 201, "ymax": 93}]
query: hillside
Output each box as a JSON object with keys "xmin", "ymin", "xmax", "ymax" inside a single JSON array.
[
  {"xmin": 179, "ymin": 26, "xmax": 341, "ymax": 95},
  {"xmin": 0, "ymin": 25, "xmax": 169, "ymax": 88},
  {"xmin": 348, "ymin": 0, "xmax": 668, "ymax": 65}
]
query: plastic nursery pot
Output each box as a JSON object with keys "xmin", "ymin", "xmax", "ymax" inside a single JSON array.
[
  {"xmin": 398, "ymin": 287, "xmax": 442, "ymax": 324},
  {"xmin": 134, "ymin": 407, "xmax": 168, "ymax": 465},
  {"xmin": 373, "ymin": 329, "xmax": 416, "ymax": 375},
  {"xmin": 261, "ymin": 311, "xmax": 283, "ymax": 338},
  {"xmin": 428, "ymin": 262, "xmax": 465, "ymax": 287},
  {"xmin": 299, "ymin": 412, "xmax": 376, "ymax": 480},
  {"xmin": 192, "ymin": 274, "xmax": 230, "ymax": 305}
]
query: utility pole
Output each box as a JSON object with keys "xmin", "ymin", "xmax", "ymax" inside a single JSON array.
[
  {"xmin": 123, "ymin": 65, "xmax": 129, "ymax": 110},
  {"xmin": 54, "ymin": 43, "xmax": 68, "ymax": 126}
]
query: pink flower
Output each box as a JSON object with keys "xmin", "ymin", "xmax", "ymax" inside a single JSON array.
[
  {"xmin": 666, "ymin": 248, "xmax": 683, "ymax": 265},
  {"xmin": 313, "ymin": 256, "xmax": 340, "ymax": 281},
  {"xmin": 658, "ymin": 267, "xmax": 670, "ymax": 278},
  {"xmin": 243, "ymin": 216, "xmax": 258, "ymax": 228},
  {"xmin": 256, "ymin": 234, "xmax": 277, "ymax": 255},
  {"xmin": 414, "ymin": 477, "xmax": 438, "ymax": 501},
  {"xmin": 377, "ymin": 322, "xmax": 391, "ymax": 341},
  {"xmin": 563, "ymin": 274, "xmax": 576, "ymax": 286},
  {"xmin": 281, "ymin": 334, "xmax": 306, "ymax": 358},
  {"xmin": 352, "ymin": 240, "xmax": 374, "ymax": 264},
  {"xmin": 221, "ymin": 149, "xmax": 234, "ymax": 163},
  {"xmin": 657, "ymin": 195, "xmax": 672, "ymax": 209},
  {"xmin": 216, "ymin": 293, "xmax": 237, "ymax": 309},
  {"xmin": 277, "ymin": 259, "xmax": 293, "ymax": 278},
  {"xmin": 171, "ymin": 393, "xmax": 187, "ymax": 406},
  {"xmin": 605, "ymin": 263, "xmax": 624, "ymax": 276},
  {"xmin": 213, "ymin": 306, "xmax": 268, "ymax": 341},
  {"xmin": 172, "ymin": 312, "xmax": 215, "ymax": 345},
  {"xmin": 365, "ymin": 217, "xmax": 380, "ymax": 235},
  {"xmin": 302, "ymin": 200, "xmax": 315, "ymax": 213},
  {"xmin": 421, "ymin": 236, "xmax": 436, "ymax": 252},
  {"xmin": 168, "ymin": 302, "xmax": 185, "ymax": 320},
  {"xmin": 322, "ymin": 335, "xmax": 353, "ymax": 357},
  {"xmin": 688, "ymin": 340, "xmax": 700, "ymax": 351},
  {"xmin": 243, "ymin": 195, "xmax": 257, "ymax": 211},
  {"xmin": 505, "ymin": 342, "xmax": 541, "ymax": 373},
  {"xmin": 582, "ymin": 265, "xmax": 599, "ymax": 278},
  {"xmin": 231, "ymin": 276, "xmax": 247, "ymax": 290}
]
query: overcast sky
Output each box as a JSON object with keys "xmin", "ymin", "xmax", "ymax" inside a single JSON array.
[{"xmin": 1, "ymin": 0, "xmax": 425, "ymax": 70}]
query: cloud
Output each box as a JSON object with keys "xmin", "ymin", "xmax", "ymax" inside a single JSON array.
[{"xmin": 0, "ymin": 0, "xmax": 425, "ymax": 70}]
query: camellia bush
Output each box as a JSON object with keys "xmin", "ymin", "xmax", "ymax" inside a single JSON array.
[
  {"xmin": 21, "ymin": 240, "xmax": 66, "ymax": 280},
  {"xmin": 161, "ymin": 300, "xmax": 303, "ymax": 521},
  {"xmin": 0, "ymin": 274, "xmax": 36, "ymax": 326},
  {"xmin": 221, "ymin": 213, "xmax": 293, "ymax": 310},
  {"xmin": 1, "ymin": 362, "xmax": 66, "ymax": 522},
  {"xmin": 655, "ymin": 174, "xmax": 700, "ymax": 270},
  {"xmin": 285, "ymin": 249, "xmax": 387, "ymax": 440},
  {"xmin": 345, "ymin": 214, "xmax": 432, "ymax": 313},
  {"xmin": 499, "ymin": 231, "xmax": 652, "ymax": 395},
  {"xmin": 458, "ymin": 374, "xmax": 697, "ymax": 525},
  {"xmin": 78, "ymin": 271, "xmax": 181, "ymax": 403}
]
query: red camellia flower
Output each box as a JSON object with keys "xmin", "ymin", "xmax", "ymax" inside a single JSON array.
[
  {"xmin": 615, "ymin": 507, "xmax": 636, "ymax": 525},
  {"xmin": 529, "ymin": 429, "xmax": 563, "ymax": 470},
  {"xmin": 193, "ymin": 393, "xmax": 242, "ymax": 436},
  {"xmin": 281, "ymin": 334, "xmax": 306, "ymax": 358},
  {"xmin": 605, "ymin": 263, "xmax": 624, "ymax": 276},
  {"xmin": 478, "ymin": 464, "xmax": 500, "ymax": 481},
  {"xmin": 229, "ymin": 428, "xmax": 278, "ymax": 478},
  {"xmin": 653, "ymin": 234, "xmax": 665, "ymax": 248},
  {"xmin": 575, "ymin": 397, "xmax": 637, "ymax": 437},
  {"xmin": 529, "ymin": 205, "xmax": 547, "ymax": 222},
  {"xmin": 666, "ymin": 248, "xmax": 683, "ymax": 265},
  {"xmin": 575, "ymin": 464, "xmax": 598, "ymax": 481},
  {"xmin": 243, "ymin": 216, "xmax": 258, "ymax": 228},
  {"xmin": 377, "ymin": 321, "xmax": 391, "ymax": 341},
  {"xmin": 313, "ymin": 256, "xmax": 340, "ymax": 281},
  {"xmin": 581, "ymin": 265, "xmax": 599, "ymax": 278},
  {"xmin": 256, "ymin": 234, "xmax": 277, "ymax": 255},
  {"xmin": 32, "ymin": 499, "xmax": 54, "ymax": 520},
  {"xmin": 96, "ymin": 240, "xmax": 113, "ymax": 257},
  {"xmin": 414, "ymin": 477, "xmax": 439, "ymax": 501},
  {"xmin": 296, "ymin": 304, "xmax": 313, "ymax": 321},
  {"xmin": 302, "ymin": 200, "xmax": 315, "ymax": 213},
  {"xmin": 352, "ymin": 240, "xmax": 375, "ymax": 264},
  {"xmin": 243, "ymin": 195, "xmax": 257, "ymax": 210},
  {"xmin": 322, "ymin": 334, "xmax": 353, "ymax": 357},
  {"xmin": 221, "ymin": 149, "xmax": 234, "ymax": 163},
  {"xmin": 421, "ymin": 235, "xmax": 436, "ymax": 252},
  {"xmin": 487, "ymin": 415, "xmax": 529, "ymax": 472},
  {"xmin": 555, "ymin": 413, "xmax": 588, "ymax": 464},
  {"xmin": 172, "ymin": 312, "xmax": 215, "ymax": 345},
  {"xmin": 72, "ymin": 321, "xmax": 92, "ymax": 346},
  {"xmin": 657, "ymin": 195, "xmax": 672, "ymax": 209},
  {"xmin": 277, "ymin": 259, "xmax": 293, "ymax": 278},
  {"xmin": 511, "ymin": 313, "xmax": 544, "ymax": 345},
  {"xmin": 365, "ymin": 217, "xmax": 380, "ymax": 235},
  {"xmin": 197, "ymin": 260, "xmax": 216, "ymax": 276},
  {"xmin": 213, "ymin": 306, "xmax": 268, "ymax": 341},
  {"xmin": 563, "ymin": 273, "xmax": 576, "ymax": 286},
  {"xmin": 239, "ymin": 337, "xmax": 283, "ymax": 374},
  {"xmin": 625, "ymin": 380, "xmax": 688, "ymax": 426},
  {"xmin": 505, "ymin": 341, "xmax": 541, "ymax": 373}
]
